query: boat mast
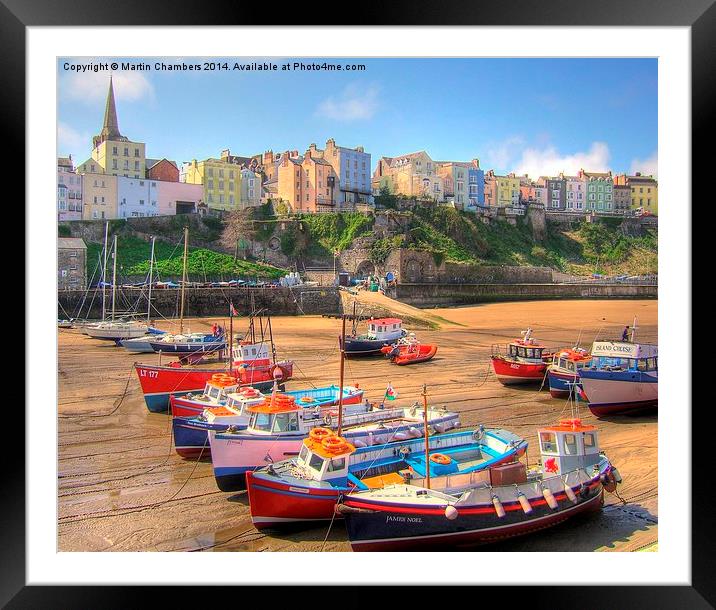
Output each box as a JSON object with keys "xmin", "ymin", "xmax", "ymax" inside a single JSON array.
[
  {"xmin": 422, "ymin": 384, "xmax": 431, "ymax": 490},
  {"xmin": 337, "ymin": 314, "xmax": 346, "ymax": 436},
  {"xmin": 146, "ymin": 236, "xmax": 155, "ymax": 324},
  {"xmin": 179, "ymin": 227, "xmax": 188, "ymax": 335},
  {"xmin": 101, "ymin": 221, "xmax": 109, "ymax": 321},
  {"xmin": 110, "ymin": 234, "xmax": 118, "ymax": 322},
  {"xmin": 267, "ymin": 315, "xmax": 277, "ymax": 364},
  {"xmin": 229, "ymin": 302, "xmax": 233, "ymax": 373}
]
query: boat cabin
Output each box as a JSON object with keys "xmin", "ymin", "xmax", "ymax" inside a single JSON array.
[
  {"xmin": 293, "ymin": 437, "xmax": 356, "ymax": 483},
  {"xmin": 552, "ymin": 348, "xmax": 592, "ymax": 373},
  {"xmin": 538, "ymin": 418, "xmax": 601, "ymax": 476},
  {"xmin": 587, "ymin": 341, "xmax": 658, "ymax": 373},
  {"xmin": 507, "ymin": 341, "xmax": 547, "ymax": 362},
  {"xmin": 222, "ymin": 388, "xmax": 266, "ymax": 416},
  {"xmin": 365, "ymin": 318, "xmax": 404, "ymax": 341},
  {"xmin": 232, "ymin": 341, "xmax": 271, "ymax": 366},
  {"xmin": 245, "ymin": 395, "xmax": 325, "ymax": 435},
  {"xmin": 200, "ymin": 377, "xmax": 240, "ymax": 403}
]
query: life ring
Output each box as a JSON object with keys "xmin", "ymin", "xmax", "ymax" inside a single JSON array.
[
  {"xmin": 309, "ymin": 427, "xmax": 333, "ymax": 441},
  {"xmin": 300, "ymin": 396, "xmax": 315, "ymax": 403},
  {"xmin": 472, "ymin": 426, "xmax": 485, "ymax": 442},
  {"xmin": 323, "ymin": 412, "xmax": 333, "ymax": 426},
  {"xmin": 241, "ymin": 387, "xmax": 260, "ymax": 397},
  {"xmin": 429, "ymin": 453, "xmax": 451, "ymax": 465},
  {"xmin": 321, "ymin": 436, "xmax": 349, "ymax": 453},
  {"xmin": 271, "ymin": 365, "xmax": 286, "ymax": 379}
]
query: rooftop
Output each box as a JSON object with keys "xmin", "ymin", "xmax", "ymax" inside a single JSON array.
[{"xmin": 58, "ymin": 238, "xmax": 87, "ymax": 250}]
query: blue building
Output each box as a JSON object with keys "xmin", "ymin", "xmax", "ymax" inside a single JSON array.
[{"xmin": 468, "ymin": 159, "xmax": 485, "ymax": 208}]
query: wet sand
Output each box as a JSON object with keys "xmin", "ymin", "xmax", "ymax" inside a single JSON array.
[{"xmin": 58, "ymin": 299, "xmax": 657, "ymax": 552}]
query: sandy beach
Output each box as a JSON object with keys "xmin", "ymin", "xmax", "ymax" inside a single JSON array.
[{"xmin": 58, "ymin": 299, "xmax": 657, "ymax": 552}]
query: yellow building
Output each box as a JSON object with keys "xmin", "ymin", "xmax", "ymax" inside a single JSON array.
[
  {"xmin": 372, "ymin": 151, "xmax": 444, "ymax": 201},
  {"xmin": 485, "ymin": 171, "xmax": 520, "ymax": 207},
  {"xmin": 614, "ymin": 173, "xmax": 658, "ymax": 214},
  {"xmin": 81, "ymin": 76, "xmax": 146, "ymax": 180},
  {"xmin": 82, "ymin": 173, "xmax": 118, "ymax": 220},
  {"xmin": 182, "ymin": 158, "xmax": 240, "ymax": 211}
]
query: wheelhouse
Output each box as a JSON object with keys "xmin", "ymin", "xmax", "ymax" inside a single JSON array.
[
  {"xmin": 587, "ymin": 341, "xmax": 658, "ymax": 373},
  {"xmin": 296, "ymin": 438, "xmax": 355, "ymax": 482},
  {"xmin": 232, "ymin": 341, "xmax": 270, "ymax": 364},
  {"xmin": 538, "ymin": 418, "xmax": 601, "ymax": 475},
  {"xmin": 366, "ymin": 318, "xmax": 404, "ymax": 340},
  {"xmin": 552, "ymin": 349, "xmax": 592, "ymax": 372},
  {"xmin": 508, "ymin": 343, "xmax": 546, "ymax": 362}
]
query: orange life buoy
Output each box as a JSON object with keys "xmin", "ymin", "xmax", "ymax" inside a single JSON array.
[
  {"xmin": 321, "ymin": 435, "xmax": 349, "ymax": 453},
  {"xmin": 429, "ymin": 453, "xmax": 451, "ymax": 465},
  {"xmin": 300, "ymin": 396, "xmax": 315, "ymax": 403},
  {"xmin": 309, "ymin": 427, "xmax": 333, "ymax": 441}
]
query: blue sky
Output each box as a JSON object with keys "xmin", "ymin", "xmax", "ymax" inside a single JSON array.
[{"xmin": 58, "ymin": 57, "xmax": 657, "ymax": 177}]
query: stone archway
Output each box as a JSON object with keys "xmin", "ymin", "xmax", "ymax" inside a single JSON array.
[
  {"xmin": 355, "ymin": 259, "xmax": 376, "ymax": 279},
  {"xmin": 403, "ymin": 258, "xmax": 424, "ymax": 283}
]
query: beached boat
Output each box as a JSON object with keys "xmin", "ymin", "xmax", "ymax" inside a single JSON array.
[
  {"xmin": 58, "ymin": 319, "xmax": 74, "ymax": 329},
  {"xmin": 134, "ymin": 314, "xmax": 294, "ymax": 412},
  {"xmin": 343, "ymin": 317, "xmax": 407, "ymax": 356},
  {"xmin": 147, "ymin": 331, "xmax": 227, "ymax": 355},
  {"xmin": 336, "ymin": 417, "xmax": 621, "ymax": 551},
  {"xmin": 208, "ymin": 397, "xmax": 460, "ymax": 491},
  {"xmin": 579, "ymin": 338, "xmax": 658, "ymax": 417},
  {"xmin": 491, "ymin": 328, "xmax": 554, "ymax": 385},
  {"xmin": 380, "ymin": 339, "xmax": 438, "ymax": 365},
  {"xmin": 246, "ymin": 425, "xmax": 527, "ymax": 530},
  {"xmin": 172, "ymin": 384, "xmax": 367, "ymax": 458},
  {"xmin": 85, "ymin": 320, "xmax": 149, "ymax": 341},
  {"xmin": 547, "ymin": 347, "xmax": 592, "ymax": 398}
]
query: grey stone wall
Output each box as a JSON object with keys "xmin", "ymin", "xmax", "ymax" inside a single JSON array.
[{"xmin": 59, "ymin": 286, "xmax": 341, "ymax": 320}]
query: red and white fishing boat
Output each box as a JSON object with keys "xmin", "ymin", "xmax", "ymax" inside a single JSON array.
[
  {"xmin": 135, "ymin": 319, "xmax": 293, "ymax": 413},
  {"xmin": 491, "ymin": 328, "xmax": 554, "ymax": 385}
]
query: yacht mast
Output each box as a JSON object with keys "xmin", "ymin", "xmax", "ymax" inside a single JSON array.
[
  {"xmin": 422, "ymin": 384, "xmax": 431, "ymax": 490},
  {"xmin": 110, "ymin": 234, "xmax": 118, "ymax": 322},
  {"xmin": 101, "ymin": 221, "xmax": 109, "ymax": 321},
  {"xmin": 179, "ymin": 227, "xmax": 188, "ymax": 335},
  {"xmin": 146, "ymin": 236, "xmax": 155, "ymax": 324}
]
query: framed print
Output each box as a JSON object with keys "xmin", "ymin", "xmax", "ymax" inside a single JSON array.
[{"xmin": 6, "ymin": 0, "xmax": 709, "ymax": 605}]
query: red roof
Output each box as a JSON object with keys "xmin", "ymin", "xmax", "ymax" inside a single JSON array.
[{"xmin": 370, "ymin": 318, "xmax": 402, "ymax": 325}]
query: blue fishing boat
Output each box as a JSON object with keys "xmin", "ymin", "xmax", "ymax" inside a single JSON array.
[
  {"xmin": 343, "ymin": 318, "xmax": 406, "ymax": 356},
  {"xmin": 579, "ymin": 338, "xmax": 658, "ymax": 417},
  {"xmin": 547, "ymin": 347, "xmax": 592, "ymax": 398},
  {"xmin": 147, "ymin": 332, "xmax": 227, "ymax": 355}
]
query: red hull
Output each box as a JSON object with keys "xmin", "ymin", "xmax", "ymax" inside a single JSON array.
[
  {"xmin": 393, "ymin": 345, "xmax": 438, "ymax": 366},
  {"xmin": 491, "ymin": 356, "xmax": 547, "ymax": 385},
  {"xmin": 246, "ymin": 448, "xmax": 527, "ymax": 529},
  {"xmin": 246, "ymin": 472, "xmax": 344, "ymax": 528}
]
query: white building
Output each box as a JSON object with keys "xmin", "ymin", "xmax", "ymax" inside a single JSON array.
[
  {"xmin": 117, "ymin": 176, "xmax": 160, "ymax": 218},
  {"xmin": 58, "ymin": 156, "xmax": 83, "ymax": 221}
]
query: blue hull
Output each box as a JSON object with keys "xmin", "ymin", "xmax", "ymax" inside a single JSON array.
[
  {"xmin": 344, "ymin": 338, "xmax": 388, "ymax": 356},
  {"xmin": 547, "ymin": 370, "xmax": 581, "ymax": 398},
  {"xmin": 173, "ymin": 417, "xmax": 247, "ymax": 457}
]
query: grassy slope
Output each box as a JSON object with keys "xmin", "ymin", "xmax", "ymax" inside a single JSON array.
[{"xmin": 85, "ymin": 235, "xmax": 286, "ymax": 280}]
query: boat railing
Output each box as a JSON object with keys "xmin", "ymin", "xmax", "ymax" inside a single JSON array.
[{"xmin": 491, "ymin": 344, "xmax": 508, "ymax": 357}]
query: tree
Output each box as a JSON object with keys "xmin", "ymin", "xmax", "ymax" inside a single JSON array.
[{"xmin": 221, "ymin": 209, "xmax": 257, "ymax": 259}]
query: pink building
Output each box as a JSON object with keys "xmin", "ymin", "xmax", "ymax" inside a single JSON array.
[{"xmin": 156, "ymin": 180, "xmax": 203, "ymax": 216}]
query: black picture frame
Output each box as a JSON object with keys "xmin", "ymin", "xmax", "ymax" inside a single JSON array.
[{"xmin": 6, "ymin": 0, "xmax": 706, "ymax": 605}]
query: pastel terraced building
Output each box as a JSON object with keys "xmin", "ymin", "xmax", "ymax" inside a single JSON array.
[
  {"xmin": 57, "ymin": 156, "xmax": 83, "ymax": 221},
  {"xmin": 307, "ymin": 139, "xmax": 372, "ymax": 209},
  {"xmin": 614, "ymin": 172, "xmax": 658, "ymax": 214},
  {"xmin": 579, "ymin": 169, "xmax": 614, "ymax": 212},
  {"xmin": 435, "ymin": 161, "xmax": 476, "ymax": 209},
  {"xmin": 275, "ymin": 148, "xmax": 339, "ymax": 213},
  {"xmin": 181, "ymin": 158, "xmax": 240, "ymax": 211},
  {"xmin": 82, "ymin": 173, "xmax": 118, "ymax": 220},
  {"xmin": 373, "ymin": 151, "xmax": 444, "ymax": 202},
  {"xmin": 484, "ymin": 171, "xmax": 520, "ymax": 207}
]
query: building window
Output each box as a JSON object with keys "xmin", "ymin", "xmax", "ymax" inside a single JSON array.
[
  {"xmin": 134, "ymin": 149, "xmax": 140, "ymax": 157},
  {"xmin": 124, "ymin": 147, "xmax": 129, "ymax": 156},
  {"xmin": 113, "ymin": 146, "xmax": 118, "ymax": 154}
]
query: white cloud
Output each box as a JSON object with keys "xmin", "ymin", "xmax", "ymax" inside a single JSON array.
[
  {"xmin": 630, "ymin": 151, "xmax": 658, "ymax": 177},
  {"xmin": 62, "ymin": 68, "xmax": 154, "ymax": 104},
  {"xmin": 57, "ymin": 121, "xmax": 88, "ymax": 155},
  {"xmin": 316, "ymin": 84, "xmax": 379, "ymax": 121},
  {"xmin": 484, "ymin": 136, "xmax": 526, "ymax": 171},
  {"xmin": 512, "ymin": 142, "xmax": 611, "ymax": 178}
]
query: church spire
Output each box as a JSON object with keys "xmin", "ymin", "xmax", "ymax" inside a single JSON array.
[{"xmin": 93, "ymin": 75, "xmax": 126, "ymax": 147}]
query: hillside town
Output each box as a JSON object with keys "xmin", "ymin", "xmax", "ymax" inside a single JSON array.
[{"xmin": 58, "ymin": 77, "xmax": 658, "ymax": 223}]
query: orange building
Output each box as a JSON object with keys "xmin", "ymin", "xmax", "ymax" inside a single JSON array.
[{"xmin": 276, "ymin": 149, "xmax": 338, "ymax": 213}]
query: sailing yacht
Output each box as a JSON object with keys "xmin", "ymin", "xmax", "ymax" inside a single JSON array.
[{"xmin": 85, "ymin": 230, "xmax": 148, "ymax": 341}]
